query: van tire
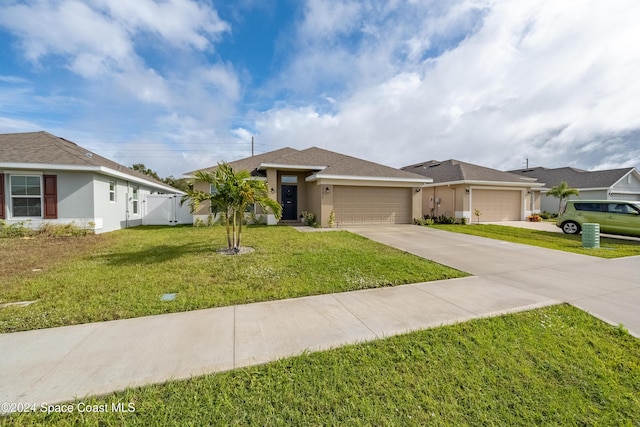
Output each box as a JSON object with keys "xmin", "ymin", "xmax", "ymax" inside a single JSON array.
[{"xmin": 561, "ymin": 221, "xmax": 581, "ymax": 235}]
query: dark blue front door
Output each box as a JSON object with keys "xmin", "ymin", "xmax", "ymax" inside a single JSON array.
[{"xmin": 282, "ymin": 185, "xmax": 298, "ymax": 220}]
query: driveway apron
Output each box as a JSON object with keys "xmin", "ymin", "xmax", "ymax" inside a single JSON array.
[{"xmin": 346, "ymin": 225, "xmax": 640, "ymax": 337}]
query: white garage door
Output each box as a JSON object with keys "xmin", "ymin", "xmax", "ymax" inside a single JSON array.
[
  {"xmin": 333, "ymin": 186, "xmax": 412, "ymax": 225},
  {"xmin": 472, "ymin": 190, "xmax": 522, "ymax": 221}
]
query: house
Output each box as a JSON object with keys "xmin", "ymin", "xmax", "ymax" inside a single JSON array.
[
  {"xmin": 509, "ymin": 166, "xmax": 640, "ymax": 213},
  {"xmin": 185, "ymin": 147, "xmax": 430, "ymax": 227},
  {"xmin": 401, "ymin": 160, "xmax": 544, "ymax": 222},
  {"xmin": 0, "ymin": 131, "xmax": 181, "ymax": 233}
]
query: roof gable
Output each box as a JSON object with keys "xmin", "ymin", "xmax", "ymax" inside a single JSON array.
[
  {"xmin": 190, "ymin": 146, "xmax": 429, "ymax": 181},
  {"xmin": 185, "ymin": 147, "xmax": 299, "ymax": 176},
  {"xmin": 403, "ymin": 159, "xmax": 536, "ymax": 184}
]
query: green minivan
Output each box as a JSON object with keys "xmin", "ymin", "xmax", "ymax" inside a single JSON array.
[{"xmin": 556, "ymin": 200, "xmax": 640, "ymax": 236}]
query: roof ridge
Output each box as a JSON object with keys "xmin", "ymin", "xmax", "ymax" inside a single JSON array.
[{"xmin": 42, "ymin": 132, "xmax": 97, "ymax": 166}]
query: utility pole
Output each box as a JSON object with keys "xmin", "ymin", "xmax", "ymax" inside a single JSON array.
[{"xmin": 251, "ymin": 136, "xmax": 254, "ymax": 157}]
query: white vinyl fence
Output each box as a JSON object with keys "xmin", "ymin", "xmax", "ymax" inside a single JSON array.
[{"xmin": 142, "ymin": 194, "xmax": 193, "ymax": 226}]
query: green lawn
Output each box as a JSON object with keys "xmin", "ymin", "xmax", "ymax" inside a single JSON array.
[
  {"xmin": 5, "ymin": 305, "xmax": 639, "ymax": 426},
  {"xmin": 432, "ymin": 224, "xmax": 640, "ymax": 258},
  {"xmin": 0, "ymin": 226, "xmax": 466, "ymax": 333}
]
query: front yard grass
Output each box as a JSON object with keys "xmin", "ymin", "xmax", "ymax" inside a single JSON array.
[
  {"xmin": 5, "ymin": 305, "xmax": 640, "ymax": 426},
  {"xmin": 0, "ymin": 226, "xmax": 466, "ymax": 333},
  {"xmin": 432, "ymin": 224, "xmax": 640, "ymax": 258}
]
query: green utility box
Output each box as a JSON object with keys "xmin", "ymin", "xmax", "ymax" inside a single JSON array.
[{"xmin": 582, "ymin": 223, "xmax": 600, "ymax": 248}]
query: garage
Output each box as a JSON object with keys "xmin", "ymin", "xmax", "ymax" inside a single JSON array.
[
  {"xmin": 472, "ymin": 189, "xmax": 522, "ymax": 221},
  {"xmin": 333, "ymin": 186, "xmax": 412, "ymax": 225}
]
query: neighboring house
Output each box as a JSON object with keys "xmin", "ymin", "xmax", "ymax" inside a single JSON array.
[
  {"xmin": 185, "ymin": 147, "xmax": 430, "ymax": 227},
  {"xmin": 402, "ymin": 160, "xmax": 544, "ymax": 222},
  {"xmin": 510, "ymin": 166, "xmax": 640, "ymax": 213},
  {"xmin": 0, "ymin": 131, "xmax": 181, "ymax": 233}
]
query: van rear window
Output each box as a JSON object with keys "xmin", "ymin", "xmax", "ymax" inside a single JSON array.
[{"xmin": 573, "ymin": 203, "xmax": 605, "ymax": 212}]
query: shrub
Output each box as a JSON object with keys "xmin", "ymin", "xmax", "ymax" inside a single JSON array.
[
  {"xmin": 437, "ymin": 214, "xmax": 456, "ymax": 224},
  {"xmin": 248, "ymin": 212, "xmax": 266, "ymax": 225},
  {"xmin": 527, "ymin": 214, "xmax": 542, "ymax": 222},
  {"xmin": 328, "ymin": 209, "xmax": 336, "ymax": 228},
  {"xmin": 37, "ymin": 222, "xmax": 93, "ymax": 237},
  {"xmin": 414, "ymin": 217, "xmax": 434, "ymax": 226},
  {"xmin": 0, "ymin": 220, "xmax": 32, "ymax": 238},
  {"xmin": 301, "ymin": 211, "xmax": 318, "ymax": 227},
  {"xmin": 1, "ymin": 220, "xmax": 93, "ymax": 238}
]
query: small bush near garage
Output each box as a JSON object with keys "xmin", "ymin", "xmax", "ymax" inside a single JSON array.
[
  {"xmin": 414, "ymin": 217, "xmax": 435, "ymax": 226},
  {"xmin": 416, "ymin": 214, "xmax": 457, "ymax": 226}
]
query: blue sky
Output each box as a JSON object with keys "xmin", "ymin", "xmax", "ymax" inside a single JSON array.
[{"xmin": 1, "ymin": 0, "xmax": 639, "ymax": 178}]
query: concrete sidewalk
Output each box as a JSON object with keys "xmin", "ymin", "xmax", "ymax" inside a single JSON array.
[
  {"xmin": 1, "ymin": 224, "xmax": 638, "ymax": 410},
  {"xmin": 0, "ymin": 278, "xmax": 555, "ymax": 409}
]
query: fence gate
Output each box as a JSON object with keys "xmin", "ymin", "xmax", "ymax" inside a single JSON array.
[{"xmin": 142, "ymin": 194, "xmax": 192, "ymax": 226}]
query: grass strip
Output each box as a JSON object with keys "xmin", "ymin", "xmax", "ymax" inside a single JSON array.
[
  {"xmin": 432, "ymin": 224, "xmax": 640, "ymax": 258},
  {"xmin": 4, "ymin": 305, "xmax": 640, "ymax": 426}
]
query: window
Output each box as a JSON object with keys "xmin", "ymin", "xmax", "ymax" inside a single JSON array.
[
  {"xmin": 10, "ymin": 175, "xmax": 42, "ymax": 217},
  {"xmin": 132, "ymin": 186, "xmax": 139, "ymax": 214},
  {"xmin": 574, "ymin": 202, "xmax": 604, "ymax": 212},
  {"xmin": 608, "ymin": 203, "xmax": 637, "ymax": 214},
  {"xmin": 109, "ymin": 181, "xmax": 116, "ymax": 202},
  {"xmin": 281, "ymin": 175, "xmax": 298, "ymax": 184}
]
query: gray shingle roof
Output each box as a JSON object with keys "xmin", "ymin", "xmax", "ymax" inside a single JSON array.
[
  {"xmin": 190, "ymin": 146, "xmax": 429, "ymax": 181},
  {"xmin": 402, "ymin": 159, "xmax": 537, "ymax": 184},
  {"xmin": 509, "ymin": 166, "xmax": 634, "ymax": 188},
  {"xmin": 0, "ymin": 131, "xmax": 176, "ymax": 190},
  {"xmin": 184, "ymin": 147, "xmax": 299, "ymax": 177}
]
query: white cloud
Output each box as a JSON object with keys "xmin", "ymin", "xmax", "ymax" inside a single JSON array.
[
  {"xmin": 255, "ymin": 0, "xmax": 640, "ymax": 171},
  {"xmin": 89, "ymin": 0, "xmax": 229, "ymax": 49},
  {"xmin": 0, "ymin": 1, "xmax": 134, "ymax": 76},
  {"xmin": 0, "ymin": 0, "xmax": 243, "ymax": 177}
]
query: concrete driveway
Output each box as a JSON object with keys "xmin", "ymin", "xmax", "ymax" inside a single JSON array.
[{"xmin": 346, "ymin": 225, "xmax": 640, "ymax": 337}]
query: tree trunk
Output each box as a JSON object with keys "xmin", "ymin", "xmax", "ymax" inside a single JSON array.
[
  {"xmin": 225, "ymin": 211, "xmax": 232, "ymax": 250},
  {"xmin": 236, "ymin": 210, "xmax": 243, "ymax": 249},
  {"xmin": 231, "ymin": 208, "xmax": 238, "ymax": 251}
]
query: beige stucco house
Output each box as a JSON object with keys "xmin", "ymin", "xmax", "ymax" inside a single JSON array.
[
  {"xmin": 186, "ymin": 147, "xmax": 430, "ymax": 227},
  {"xmin": 402, "ymin": 159, "xmax": 545, "ymax": 222}
]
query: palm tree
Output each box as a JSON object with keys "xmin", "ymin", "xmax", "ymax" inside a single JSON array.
[
  {"xmin": 546, "ymin": 181, "xmax": 579, "ymax": 212},
  {"xmin": 181, "ymin": 163, "xmax": 282, "ymax": 252},
  {"xmin": 234, "ymin": 170, "xmax": 282, "ymax": 248}
]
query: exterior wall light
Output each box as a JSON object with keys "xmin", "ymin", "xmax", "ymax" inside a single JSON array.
[{"xmin": 325, "ymin": 186, "xmax": 331, "ymax": 193}]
